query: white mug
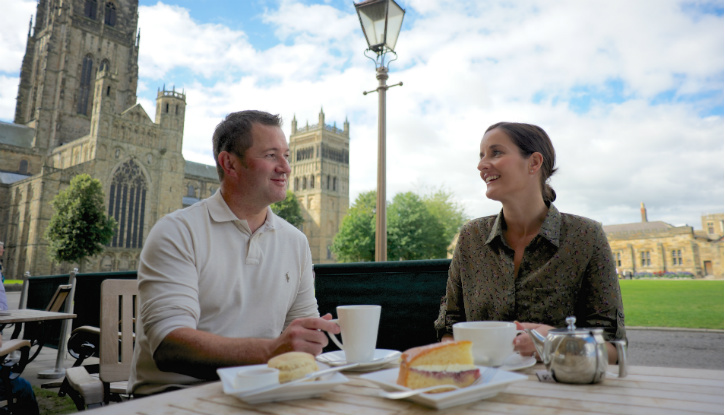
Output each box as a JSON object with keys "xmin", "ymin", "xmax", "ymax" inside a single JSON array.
[
  {"xmin": 327, "ymin": 305, "xmax": 381, "ymax": 363},
  {"xmin": 453, "ymin": 321, "xmax": 521, "ymax": 367}
]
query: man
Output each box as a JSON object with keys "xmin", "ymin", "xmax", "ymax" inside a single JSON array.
[{"xmin": 129, "ymin": 111, "xmax": 339, "ymax": 395}]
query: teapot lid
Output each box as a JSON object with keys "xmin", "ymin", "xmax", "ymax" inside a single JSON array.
[{"xmin": 549, "ymin": 316, "xmax": 603, "ymax": 335}]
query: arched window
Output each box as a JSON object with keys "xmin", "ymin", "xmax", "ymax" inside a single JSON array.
[
  {"xmin": 99, "ymin": 59, "xmax": 109, "ymax": 71},
  {"xmin": 18, "ymin": 160, "xmax": 28, "ymax": 174},
  {"xmin": 77, "ymin": 55, "xmax": 93, "ymax": 115},
  {"xmin": 310, "ymin": 175, "xmax": 315, "ymax": 189},
  {"xmin": 302, "ymin": 177, "xmax": 307, "ymax": 190},
  {"xmin": 108, "ymin": 160, "xmax": 147, "ymax": 248},
  {"xmin": 85, "ymin": 0, "xmax": 98, "ymax": 19},
  {"xmin": 104, "ymin": 2, "xmax": 117, "ymax": 26},
  {"xmin": 333, "ymin": 177, "xmax": 337, "ymax": 191}
]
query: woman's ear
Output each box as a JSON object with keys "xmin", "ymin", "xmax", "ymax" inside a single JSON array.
[{"xmin": 529, "ymin": 152, "xmax": 544, "ymax": 173}]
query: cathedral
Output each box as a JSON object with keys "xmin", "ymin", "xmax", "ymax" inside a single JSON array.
[{"xmin": 0, "ymin": 0, "xmax": 349, "ymax": 278}]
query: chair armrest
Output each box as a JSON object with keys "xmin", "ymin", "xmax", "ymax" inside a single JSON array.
[
  {"xmin": 71, "ymin": 326, "xmax": 101, "ymax": 336},
  {"xmin": 0, "ymin": 339, "xmax": 31, "ymax": 356}
]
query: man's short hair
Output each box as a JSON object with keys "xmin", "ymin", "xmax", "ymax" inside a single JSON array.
[{"xmin": 212, "ymin": 110, "xmax": 283, "ymax": 180}]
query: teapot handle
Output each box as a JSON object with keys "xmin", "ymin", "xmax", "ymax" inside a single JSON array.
[{"xmin": 612, "ymin": 340, "xmax": 628, "ymax": 378}]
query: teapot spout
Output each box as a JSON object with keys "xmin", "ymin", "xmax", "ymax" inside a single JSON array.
[{"xmin": 524, "ymin": 328, "xmax": 547, "ymax": 363}]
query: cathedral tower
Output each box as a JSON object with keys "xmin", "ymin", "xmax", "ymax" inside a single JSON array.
[
  {"xmin": 289, "ymin": 109, "xmax": 350, "ymax": 264},
  {"xmin": 14, "ymin": 0, "xmax": 140, "ymax": 151}
]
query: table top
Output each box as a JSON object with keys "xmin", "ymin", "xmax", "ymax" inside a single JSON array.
[
  {"xmin": 82, "ymin": 364, "xmax": 723, "ymax": 415},
  {"xmin": 0, "ymin": 309, "xmax": 76, "ymax": 323}
]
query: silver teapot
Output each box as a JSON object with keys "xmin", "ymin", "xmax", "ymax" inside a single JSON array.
[{"xmin": 525, "ymin": 316, "xmax": 627, "ymax": 384}]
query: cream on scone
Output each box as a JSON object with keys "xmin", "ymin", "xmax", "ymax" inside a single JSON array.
[{"xmin": 267, "ymin": 352, "xmax": 319, "ymax": 384}]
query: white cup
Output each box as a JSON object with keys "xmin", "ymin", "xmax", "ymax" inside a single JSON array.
[
  {"xmin": 453, "ymin": 321, "xmax": 520, "ymax": 367},
  {"xmin": 327, "ymin": 305, "xmax": 381, "ymax": 363},
  {"xmin": 234, "ymin": 367, "xmax": 279, "ymax": 391}
]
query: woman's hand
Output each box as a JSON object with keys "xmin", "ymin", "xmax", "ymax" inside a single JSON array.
[{"xmin": 513, "ymin": 321, "xmax": 554, "ymax": 361}]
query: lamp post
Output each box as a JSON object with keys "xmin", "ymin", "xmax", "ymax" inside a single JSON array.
[{"xmin": 355, "ymin": 0, "xmax": 405, "ymax": 262}]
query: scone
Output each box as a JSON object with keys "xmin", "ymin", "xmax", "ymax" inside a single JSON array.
[
  {"xmin": 397, "ymin": 341, "xmax": 480, "ymax": 392},
  {"xmin": 267, "ymin": 352, "xmax": 319, "ymax": 383}
]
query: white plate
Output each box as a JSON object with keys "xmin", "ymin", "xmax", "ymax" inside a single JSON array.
[
  {"xmin": 499, "ymin": 353, "xmax": 536, "ymax": 371},
  {"xmin": 316, "ymin": 349, "xmax": 401, "ymax": 371},
  {"xmin": 218, "ymin": 363, "xmax": 348, "ymax": 404},
  {"xmin": 360, "ymin": 366, "xmax": 527, "ymax": 410}
]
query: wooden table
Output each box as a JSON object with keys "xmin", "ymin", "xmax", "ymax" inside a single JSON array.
[
  {"xmin": 0, "ymin": 309, "xmax": 77, "ymax": 378},
  {"xmin": 81, "ymin": 364, "xmax": 723, "ymax": 414}
]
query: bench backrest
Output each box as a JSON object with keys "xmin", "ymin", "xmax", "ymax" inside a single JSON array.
[{"xmin": 314, "ymin": 259, "xmax": 450, "ymax": 353}]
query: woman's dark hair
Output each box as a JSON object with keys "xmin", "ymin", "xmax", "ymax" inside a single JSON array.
[
  {"xmin": 485, "ymin": 122, "xmax": 558, "ymax": 203},
  {"xmin": 212, "ymin": 110, "xmax": 282, "ymax": 180}
]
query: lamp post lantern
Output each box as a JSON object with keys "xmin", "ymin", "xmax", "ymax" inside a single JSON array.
[{"xmin": 355, "ymin": 0, "xmax": 405, "ymax": 262}]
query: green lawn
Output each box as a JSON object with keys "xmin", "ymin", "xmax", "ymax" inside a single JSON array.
[{"xmin": 620, "ymin": 280, "xmax": 724, "ymax": 329}]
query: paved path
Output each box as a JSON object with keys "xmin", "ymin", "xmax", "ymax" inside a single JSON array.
[{"xmin": 3, "ymin": 291, "xmax": 722, "ymax": 389}]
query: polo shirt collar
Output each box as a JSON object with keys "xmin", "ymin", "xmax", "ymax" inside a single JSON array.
[
  {"xmin": 485, "ymin": 203, "xmax": 562, "ymax": 247},
  {"xmin": 207, "ymin": 190, "xmax": 279, "ymax": 232}
]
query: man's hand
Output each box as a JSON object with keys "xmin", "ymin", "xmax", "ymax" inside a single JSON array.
[{"xmin": 269, "ymin": 313, "xmax": 341, "ymax": 358}]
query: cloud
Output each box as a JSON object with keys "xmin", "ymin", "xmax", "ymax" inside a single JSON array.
[{"xmin": 1, "ymin": 0, "xmax": 721, "ymax": 229}]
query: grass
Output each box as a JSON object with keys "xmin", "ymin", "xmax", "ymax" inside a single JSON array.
[
  {"xmin": 620, "ymin": 280, "xmax": 724, "ymax": 329},
  {"xmin": 33, "ymin": 386, "xmax": 77, "ymax": 415}
]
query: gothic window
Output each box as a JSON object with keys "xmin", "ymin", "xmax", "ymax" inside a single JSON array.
[
  {"xmin": 302, "ymin": 177, "xmax": 307, "ymax": 190},
  {"xmin": 310, "ymin": 175, "xmax": 315, "ymax": 189},
  {"xmin": 99, "ymin": 59, "xmax": 109, "ymax": 71},
  {"xmin": 333, "ymin": 177, "xmax": 337, "ymax": 191},
  {"xmin": 85, "ymin": 0, "xmax": 98, "ymax": 19},
  {"xmin": 19, "ymin": 160, "xmax": 28, "ymax": 174},
  {"xmin": 327, "ymin": 175, "xmax": 330, "ymax": 190},
  {"xmin": 108, "ymin": 160, "xmax": 147, "ymax": 249},
  {"xmin": 104, "ymin": 2, "xmax": 117, "ymax": 26},
  {"xmin": 294, "ymin": 177, "xmax": 299, "ymax": 191},
  {"xmin": 77, "ymin": 55, "xmax": 93, "ymax": 115}
]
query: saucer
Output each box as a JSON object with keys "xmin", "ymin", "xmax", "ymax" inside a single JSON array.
[
  {"xmin": 499, "ymin": 352, "xmax": 536, "ymax": 371},
  {"xmin": 218, "ymin": 363, "xmax": 348, "ymax": 404},
  {"xmin": 317, "ymin": 349, "xmax": 401, "ymax": 371}
]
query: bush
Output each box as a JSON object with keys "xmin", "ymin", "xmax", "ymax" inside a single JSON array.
[{"xmin": 632, "ymin": 271, "xmax": 695, "ymax": 279}]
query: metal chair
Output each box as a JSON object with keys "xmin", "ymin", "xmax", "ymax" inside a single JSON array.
[
  {"xmin": 0, "ymin": 339, "xmax": 32, "ymax": 414},
  {"xmin": 4, "ymin": 283, "xmax": 73, "ymax": 363},
  {"xmin": 61, "ymin": 279, "xmax": 137, "ymax": 410}
]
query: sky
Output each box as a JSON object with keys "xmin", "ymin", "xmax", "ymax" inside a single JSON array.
[{"xmin": 1, "ymin": 0, "xmax": 723, "ymax": 229}]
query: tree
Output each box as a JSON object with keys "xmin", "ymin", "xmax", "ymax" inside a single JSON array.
[
  {"xmin": 331, "ymin": 191, "xmax": 376, "ymax": 262},
  {"xmin": 421, "ymin": 187, "xmax": 468, "ymax": 255},
  {"xmin": 45, "ymin": 174, "xmax": 117, "ymax": 271},
  {"xmin": 331, "ymin": 188, "xmax": 467, "ymax": 262},
  {"xmin": 388, "ymin": 192, "xmax": 448, "ymax": 260},
  {"xmin": 271, "ymin": 190, "xmax": 304, "ymax": 228}
]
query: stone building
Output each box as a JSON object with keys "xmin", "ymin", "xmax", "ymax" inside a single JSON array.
[
  {"xmin": 0, "ymin": 0, "xmax": 348, "ymax": 277},
  {"xmin": 604, "ymin": 204, "xmax": 724, "ymax": 278},
  {"xmin": 288, "ymin": 110, "xmax": 350, "ymax": 264},
  {"xmin": 0, "ymin": 0, "xmax": 220, "ymax": 278}
]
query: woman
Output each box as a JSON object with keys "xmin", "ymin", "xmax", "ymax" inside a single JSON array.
[{"xmin": 435, "ymin": 122, "xmax": 625, "ymax": 363}]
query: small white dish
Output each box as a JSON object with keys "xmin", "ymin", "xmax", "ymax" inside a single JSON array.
[
  {"xmin": 316, "ymin": 349, "xmax": 401, "ymax": 371},
  {"xmin": 360, "ymin": 366, "xmax": 527, "ymax": 410},
  {"xmin": 499, "ymin": 353, "xmax": 536, "ymax": 371},
  {"xmin": 218, "ymin": 363, "xmax": 348, "ymax": 404}
]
